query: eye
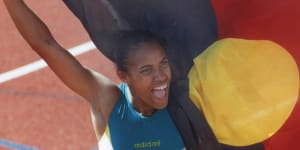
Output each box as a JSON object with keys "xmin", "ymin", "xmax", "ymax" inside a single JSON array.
[
  {"xmin": 140, "ymin": 67, "xmax": 153, "ymax": 75},
  {"xmin": 162, "ymin": 59, "xmax": 169, "ymax": 64},
  {"xmin": 160, "ymin": 58, "xmax": 169, "ymax": 68}
]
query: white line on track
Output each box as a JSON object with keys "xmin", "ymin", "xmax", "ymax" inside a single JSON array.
[{"xmin": 0, "ymin": 41, "xmax": 96, "ymax": 84}]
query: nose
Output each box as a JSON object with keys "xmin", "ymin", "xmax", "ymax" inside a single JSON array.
[{"xmin": 153, "ymin": 69, "xmax": 167, "ymax": 81}]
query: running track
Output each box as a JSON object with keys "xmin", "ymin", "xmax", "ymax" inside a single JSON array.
[{"xmin": 0, "ymin": 1, "xmax": 119, "ymax": 149}]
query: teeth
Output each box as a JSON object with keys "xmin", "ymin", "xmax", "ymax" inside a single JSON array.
[{"xmin": 153, "ymin": 84, "xmax": 167, "ymax": 90}]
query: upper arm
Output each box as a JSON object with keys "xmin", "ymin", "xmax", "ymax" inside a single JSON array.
[
  {"xmin": 39, "ymin": 43, "xmax": 96, "ymax": 100},
  {"xmin": 42, "ymin": 43, "xmax": 121, "ymax": 105}
]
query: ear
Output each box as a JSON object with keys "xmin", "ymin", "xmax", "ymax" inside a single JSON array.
[{"xmin": 117, "ymin": 70, "xmax": 129, "ymax": 83}]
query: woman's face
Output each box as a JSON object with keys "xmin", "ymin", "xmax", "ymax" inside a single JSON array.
[{"xmin": 120, "ymin": 42, "xmax": 171, "ymax": 116}]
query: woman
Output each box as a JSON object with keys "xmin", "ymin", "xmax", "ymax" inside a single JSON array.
[{"xmin": 4, "ymin": 0, "xmax": 185, "ymax": 149}]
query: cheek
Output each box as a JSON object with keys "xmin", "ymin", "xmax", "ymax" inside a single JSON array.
[
  {"xmin": 161, "ymin": 66, "xmax": 171, "ymax": 80},
  {"xmin": 128, "ymin": 75, "xmax": 153, "ymax": 95},
  {"xmin": 133, "ymin": 76, "xmax": 152, "ymax": 89},
  {"xmin": 166, "ymin": 68, "xmax": 171, "ymax": 79}
]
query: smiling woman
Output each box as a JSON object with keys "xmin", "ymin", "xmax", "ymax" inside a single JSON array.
[
  {"xmin": 113, "ymin": 31, "xmax": 171, "ymax": 115},
  {"xmin": 3, "ymin": 0, "xmax": 185, "ymax": 149}
]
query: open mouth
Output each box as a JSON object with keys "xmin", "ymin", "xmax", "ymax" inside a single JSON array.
[{"xmin": 151, "ymin": 84, "xmax": 168, "ymax": 100}]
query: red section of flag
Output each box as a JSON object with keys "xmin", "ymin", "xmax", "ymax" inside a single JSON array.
[{"xmin": 211, "ymin": 0, "xmax": 300, "ymax": 149}]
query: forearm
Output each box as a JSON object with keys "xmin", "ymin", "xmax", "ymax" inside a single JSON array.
[
  {"xmin": 3, "ymin": 0, "xmax": 91, "ymax": 99},
  {"xmin": 4, "ymin": 0, "xmax": 120, "ymax": 110},
  {"xmin": 4, "ymin": 0, "xmax": 57, "ymax": 53}
]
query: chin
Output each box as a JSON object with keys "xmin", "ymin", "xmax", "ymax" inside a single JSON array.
[{"xmin": 155, "ymin": 100, "xmax": 168, "ymax": 110}]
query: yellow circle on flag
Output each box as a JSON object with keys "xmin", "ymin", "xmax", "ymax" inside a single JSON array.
[{"xmin": 188, "ymin": 38, "xmax": 299, "ymax": 146}]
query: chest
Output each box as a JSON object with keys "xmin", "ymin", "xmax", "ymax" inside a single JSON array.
[{"xmin": 108, "ymin": 108, "xmax": 184, "ymax": 150}]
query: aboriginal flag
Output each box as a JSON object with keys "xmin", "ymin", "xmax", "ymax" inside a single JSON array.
[
  {"xmin": 210, "ymin": 1, "xmax": 300, "ymax": 150},
  {"xmin": 63, "ymin": 0, "xmax": 300, "ymax": 150}
]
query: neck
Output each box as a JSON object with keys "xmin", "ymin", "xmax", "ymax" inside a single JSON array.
[{"xmin": 132, "ymin": 100, "xmax": 155, "ymax": 116}]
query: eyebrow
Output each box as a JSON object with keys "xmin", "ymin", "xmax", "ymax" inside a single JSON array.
[
  {"xmin": 138, "ymin": 57, "xmax": 168, "ymax": 70},
  {"xmin": 139, "ymin": 65, "xmax": 152, "ymax": 71},
  {"xmin": 160, "ymin": 57, "xmax": 168, "ymax": 63}
]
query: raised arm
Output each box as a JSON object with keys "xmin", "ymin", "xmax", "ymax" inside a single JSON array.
[
  {"xmin": 4, "ymin": 0, "xmax": 120, "ymax": 107},
  {"xmin": 4, "ymin": 0, "xmax": 120, "ymax": 139}
]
